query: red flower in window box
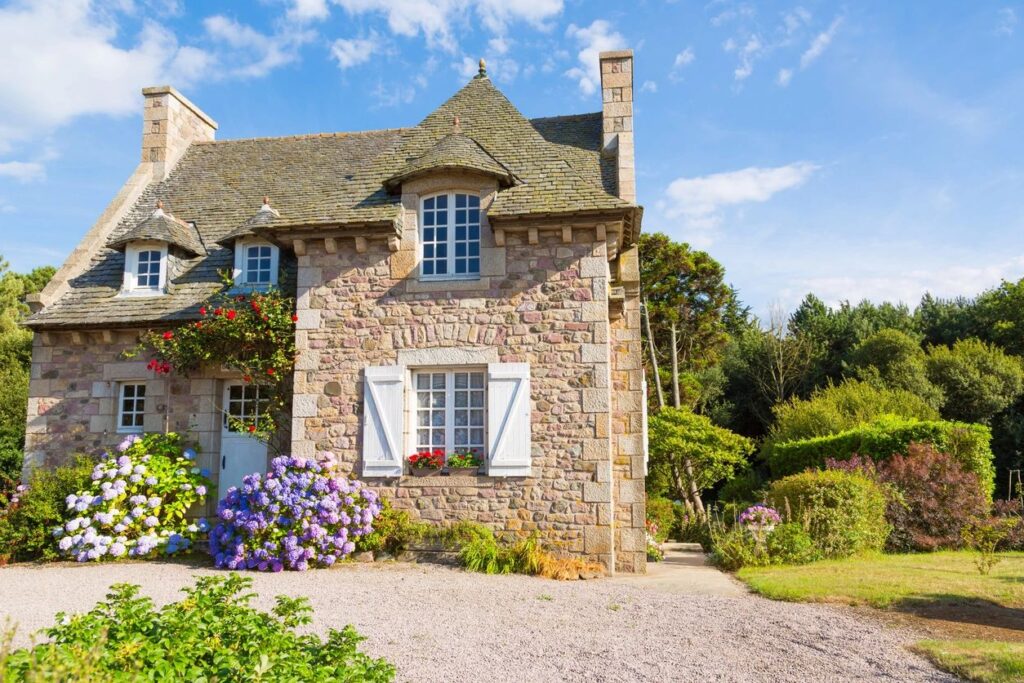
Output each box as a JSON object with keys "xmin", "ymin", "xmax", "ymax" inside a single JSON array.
[{"xmin": 407, "ymin": 450, "xmax": 443, "ymax": 474}]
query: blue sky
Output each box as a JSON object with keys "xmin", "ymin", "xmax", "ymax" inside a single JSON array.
[{"xmin": 0, "ymin": 0, "xmax": 1022, "ymax": 318}]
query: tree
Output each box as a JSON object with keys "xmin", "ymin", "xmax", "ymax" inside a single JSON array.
[
  {"xmin": 849, "ymin": 328, "xmax": 944, "ymax": 409},
  {"xmin": 647, "ymin": 407, "xmax": 753, "ymax": 511},
  {"xmin": 927, "ymin": 338, "xmax": 1024, "ymax": 425},
  {"xmin": 973, "ymin": 278, "xmax": 1024, "ymax": 356}
]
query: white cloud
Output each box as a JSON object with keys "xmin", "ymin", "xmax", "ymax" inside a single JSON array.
[
  {"xmin": 330, "ymin": 32, "xmax": 383, "ymax": 70},
  {"xmin": 327, "ymin": 0, "xmax": 562, "ymax": 52},
  {"xmin": 731, "ymin": 35, "xmax": 763, "ymax": 81},
  {"xmin": 288, "ymin": 0, "xmax": 330, "ymax": 22},
  {"xmin": 370, "ymin": 80, "xmax": 417, "ymax": 108},
  {"xmin": 661, "ymin": 161, "xmax": 820, "ymax": 231},
  {"xmin": 203, "ymin": 15, "xmax": 313, "ymax": 78},
  {"xmin": 0, "ymin": 0, "xmax": 211, "ymax": 151},
  {"xmin": 0, "ymin": 160, "xmax": 44, "ymax": 182},
  {"xmin": 782, "ymin": 7, "xmax": 812, "ymax": 35},
  {"xmin": 564, "ymin": 20, "xmax": 627, "ymax": 95},
  {"xmin": 673, "ymin": 46, "xmax": 695, "ymax": 69},
  {"xmin": 777, "ymin": 68, "xmax": 793, "ymax": 87},
  {"xmin": 997, "ymin": 7, "xmax": 1017, "ymax": 36},
  {"xmin": 640, "ymin": 80, "xmax": 657, "ymax": 93},
  {"xmin": 488, "ymin": 36, "xmax": 511, "ymax": 55},
  {"xmin": 800, "ymin": 16, "xmax": 842, "ymax": 69}
]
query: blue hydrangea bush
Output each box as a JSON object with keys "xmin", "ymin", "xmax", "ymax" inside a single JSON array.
[
  {"xmin": 52, "ymin": 433, "xmax": 212, "ymax": 561},
  {"xmin": 211, "ymin": 456, "xmax": 382, "ymax": 571}
]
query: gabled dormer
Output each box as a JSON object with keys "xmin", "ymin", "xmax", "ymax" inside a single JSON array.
[
  {"xmin": 108, "ymin": 200, "xmax": 206, "ymax": 296},
  {"xmin": 217, "ymin": 197, "xmax": 281, "ymax": 290}
]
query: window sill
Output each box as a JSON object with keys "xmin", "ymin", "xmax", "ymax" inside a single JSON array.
[
  {"xmin": 406, "ymin": 277, "xmax": 491, "ymax": 293},
  {"xmin": 116, "ymin": 427, "xmax": 144, "ymax": 435}
]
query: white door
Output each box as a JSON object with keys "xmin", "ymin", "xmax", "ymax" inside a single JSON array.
[{"xmin": 218, "ymin": 382, "xmax": 270, "ymax": 500}]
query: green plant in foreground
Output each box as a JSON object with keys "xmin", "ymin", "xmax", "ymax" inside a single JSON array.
[
  {"xmin": 915, "ymin": 639, "xmax": 1024, "ymax": 683},
  {"xmin": 0, "ymin": 574, "xmax": 394, "ymax": 682}
]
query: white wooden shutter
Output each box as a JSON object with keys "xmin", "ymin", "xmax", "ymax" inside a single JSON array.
[
  {"xmin": 361, "ymin": 365, "xmax": 405, "ymax": 478},
  {"xmin": 487, "ymin": 363, "xmax": 531, "ymax": 477},
  {"xmin": 642, "ymin": 378, "xmax": 650, "ymax": 476}
]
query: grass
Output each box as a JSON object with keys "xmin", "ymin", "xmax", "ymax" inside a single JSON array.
[
  {"xmin": 736, "ymin": 551, "xmax": 1024, "ymax": 609},
  {"xmin": 735, "ymin": 551, "xmax": 1024, "ymax": 683},
  {"xmin": 914, "ymin": 640, "xmax": 1024, "ymax": 683}
]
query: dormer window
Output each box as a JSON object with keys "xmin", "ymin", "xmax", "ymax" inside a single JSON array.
[
  {"xmin": 421, "ymin": 192, "xmax": 481, "ymax": 279},
  {"xmin": 234, "ymin": 239, "xmax": 279, "ymax": 288},
  {"xmin": 123, "ymin": 242, "xmax": 168, "ymax": 295}
]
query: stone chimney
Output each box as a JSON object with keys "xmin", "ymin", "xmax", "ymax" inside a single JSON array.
[
  {"xmin": 141, "ymin": 86, "xmax": 218, "ymax": 181},
  {"xmin": 599, "ymin": 50, "xmax": 636, "ymax": 204}
]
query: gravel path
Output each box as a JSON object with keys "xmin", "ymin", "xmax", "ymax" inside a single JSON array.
[{"xmin": 0, "ymin": 561, "xmax": 953, "ymax": 682}]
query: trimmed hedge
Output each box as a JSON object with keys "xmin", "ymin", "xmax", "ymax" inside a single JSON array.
[
  {"xmin": 767, "ymin": 470, "xmax": 889, "ymax": 558},
  {"xmin": 767, "ymin": 416, "xmax": 994, "ymax": 497}
]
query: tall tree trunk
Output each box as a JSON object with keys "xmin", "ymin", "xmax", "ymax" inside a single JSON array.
[
  {"xmin": 670, "ymin": 322, "xmax": 706, "ymax": 520},
  {"xmin": 642, "ymin": 299, "xmax": 666, "ymax": 409}
]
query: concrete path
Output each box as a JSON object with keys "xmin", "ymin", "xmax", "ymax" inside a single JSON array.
[{"xmin": 611, "ymin": 542, "xmax": 747, "ymax": 596}]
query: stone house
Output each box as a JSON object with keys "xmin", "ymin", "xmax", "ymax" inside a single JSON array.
[{"xmin": 23, "ymin": 51, "xmax": 647, "ymax": 573}]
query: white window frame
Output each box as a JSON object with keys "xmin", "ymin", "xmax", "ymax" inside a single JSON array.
[
  {"xmin": 117, "ymin": 382, "xmax": 146, "ymax": 434},
  {"xmin": 233, "ymin": 239, "xmax": 279, "ymax": 289},
  {"xmin": 409, "ymin": 368, "xmax": 487, "ymax": 462},
  {"xmin": 121, "ymin": 242, "xmax": 168, "ymax": 296},
  {"xmin": 419, "ymin": 192, "xmax": 482, "ymax": 281},
  {"xmin": 223, "ymin": 383, "xmax": 270, "ymax": 432}
]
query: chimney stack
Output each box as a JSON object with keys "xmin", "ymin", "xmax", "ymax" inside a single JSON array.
[
  {"xmin": 599, "ymin": 50, "xmax": 636, "ymax": 204},
  {"xmin": 141, "ymin": 86, "xmax": 218, "ymax": 181}
]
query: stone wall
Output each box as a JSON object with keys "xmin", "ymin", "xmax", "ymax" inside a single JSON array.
[
  {"xmin": 290, "ymin": 178, "xmax": 646, "ymax": 571},
  {"xmin": 23, "ymin": 329, "xmax": 239, "ymax": 517}
]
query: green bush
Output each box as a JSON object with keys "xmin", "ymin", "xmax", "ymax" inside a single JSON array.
[
  {"xmin": 767, "ymin": 470, "xmax": 889, "ymax": 558},
  {"xmin": 710, "ymin": 522, "xmax": 818, "ymax": 571},
  {"xmin": 767, "ymin": 416, "xmax": 995, "ymax": 497},
  {"xmin": 0, "ymin": 574, "xmax": 394, "ymax": 682},
  {"xmin": 354, "ymin": 498, "xmax": 430, "ymax": 555},
  {"xmin": 716, "ymin": 470, "xmax": 763, "ymax": 505},
  {"xmin": 458, "ymin": 528, "xmax": 544, "ymax": 575},
  {"xmin": 0, "ymin": 456, "xmax": 94, "ymax": 563},
  {"xmin": 674, "ymin": 505, "xmax": 712, "ymax": 550},
  {"xmin": 765, "ymin": 522, "xmax": 819, "ymax": 565},
  {"xmin": 765, "ymin": 379, "xmax": 939, "ymax": 448},
  {"xmin": 709, "ymin": 527, "xmax": 761, "ymax": 571},
  {"xmin": 645, "ymin": 496, "xmax": 676, "ymax": 541}
]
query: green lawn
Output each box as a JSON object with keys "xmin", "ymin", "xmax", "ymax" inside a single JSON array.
[
  {"xmin": 914, "ymin": 640, "xmax": 1024, "ymax": 683},
  {"xmin": 735, "ymin": 551, "xmax": 1024, "ymax": 683},
  {"xmin": 737, "ymin": 551, "xmax": 1024, "ymax": 609}
]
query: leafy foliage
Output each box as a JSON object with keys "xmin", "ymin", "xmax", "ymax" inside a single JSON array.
[
  {"xmin": 828, "ymin": 445, "xmax": 989, "ymax": 552},
  {"xmin": 647, "ymin": 407, "xmax": 753, "ymax": 501},
  {"xmin": 767, "ymin": 470, "xmax": 889, "ymax": 558},
  {"xmin": 767, "ymin": 415, "xmax": 995, "ymax": 497},
  {"xmin": 849, "ymin": 329, "xmax": 944, "ymax": 409},
  {"xmin": 0, "ymin": 574, "xmax": 395, "ymax": 682},
  {"xmin": 134, "ymin": 288, "xmax": 297, "ymax": 437},
  {"xmin": 645, "ymin": 496, "xmax": 676, "ymax": 542},
  {"xmin": 354, "ymin": 498, "xmax": 431, "ymax": 555},
  {"xmin": 211, "ymin": 456, "xmax": 381, "ymax": 571},
  {"xmin": 926, "ymin": 338, "xmax": 1024, "ymax": 425},
  {"xmin": 53, "ymin": 434, "xmax": 212, "ymax": 561},
  {"xmin": 0, "ymin": 456, "xmax": 94, "ymax": 563},
  {"xmin": 710, "ymin": 522, "xmax": 818, "ymax": 571}
]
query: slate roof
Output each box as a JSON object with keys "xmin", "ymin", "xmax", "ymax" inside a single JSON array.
[
  {"xmin": 384, "ymin": 132, "xmax": 515, "ymax": 189},
  {"xmin": 108, "ymin": 204, "xmax": 206, "ymax": 256},
  {"xmin": 27, "ymin": 72, "xmax": 635, "ymax": 329}
]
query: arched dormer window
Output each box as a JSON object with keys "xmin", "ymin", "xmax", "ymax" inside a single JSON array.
[
  {"xmin": 421, "ymin": 192, "xmax": 480, "ymax": 280},
  {"xmin": 233, "ymin": 239, "xmax": 279, "ymax": 289}
]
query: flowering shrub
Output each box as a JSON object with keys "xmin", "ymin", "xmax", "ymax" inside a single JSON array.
[
  {"xmin": 211, "ymin": 456, "xmax": 382, "ymax": 571},
  {"xmin": 132, "ymin": 286, "xmax": 297, "ymax": 437},
  {"xmin": 52, "ymin": 434, "xmax": 211, "ymax": 561},
  {"xmin": 407, "ymin": 450, "xmax": 444, "ymax": 470},
  {"xmin": 645, "ymin": 520, "xmax": 664, "ymax": 561},
  {"xmin": 738, "ymin": 505, "xmax": 782, "ymax": 529}
]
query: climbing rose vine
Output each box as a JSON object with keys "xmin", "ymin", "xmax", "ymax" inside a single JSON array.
[
  {"xmin": 210, "ymin": 456, "xmax": 382, "ymax": 571},
  {"xmin": 53, "ymin": 433, "xmax": 212, "ymax": 561},
  {"xmin": 133, "ymin": 286, "xmax": 298, "ymax": 436}
]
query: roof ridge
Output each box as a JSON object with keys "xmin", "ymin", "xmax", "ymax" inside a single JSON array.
[
  {"xmin": 529, "ymin": 112, "xmax": 602, "ymax": 123},
  {"xmin": 194, "ymin": 128, "xmax": 410, "ymax": 145}
]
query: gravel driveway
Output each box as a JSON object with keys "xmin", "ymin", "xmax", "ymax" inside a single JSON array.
[{"xmin": 0, "ymin": 561, "xmax": 952, "ymax": 682}]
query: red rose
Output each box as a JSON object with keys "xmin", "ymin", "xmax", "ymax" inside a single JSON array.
[
  {"xmin": 147, "ymin": 359, "xmax": 158, "ymax": 370},
  {"xmin": 243, "ymin": 375, "xmax": 252, "ymax": 383},
  {"xmin": 162, "ymin": 331, "xmax": 173, "ymax": 340},
  {"xmin": 291, "ymin": 314, "xmax": 299, "ymax": 323},
  {"xmin": 199, "ymin": 307, "xmax": 207, "ymax": 315},
  {"xmin": 247, "ymin": 424, "xmax": 256, "ymax": 433},
  {"xmin": 195, "ymin": 322, "xmax": 203, "ymax": 329},
  {"xmin": 226, "ymin": 310, "xmax": 237, "ymax": 321},
  {"xmin": 267, "ymin": 368, "xmax": 275, "ymax": 376}
]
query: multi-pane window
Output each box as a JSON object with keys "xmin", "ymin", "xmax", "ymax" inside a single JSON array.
[
  {"xmin": 244, "ymin": 245, "xmax": 273, "ymax": 285},
  {"xmin": 224, "ymin": 384, "xmax": 269, "ymax": 432},
  {"xmin": 136, "ymin": 250, "xmax": 162, "ymax": 289},
  {"xmin": 414, "ymin": 370, "xmax": 486, "ymax": 457},
  {"xmin": 421, "ymin": 193, "xmax": 480, "ymax": 278},
  {"xmin": 118, "ymin": 383, "xmax": 146, "ymax": 433}
]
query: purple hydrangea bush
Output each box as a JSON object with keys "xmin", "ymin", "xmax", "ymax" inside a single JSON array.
[
  {"xmin": 52, "ymin": 433, "xmax": 212, "ymax": 562},
  {"xmin": 738, "ymin": 504, "xmax": 782, "ymax": 529},
  {"xmin": 210, "ymin": 456, "xmax": 382, "ymax": 571}
]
